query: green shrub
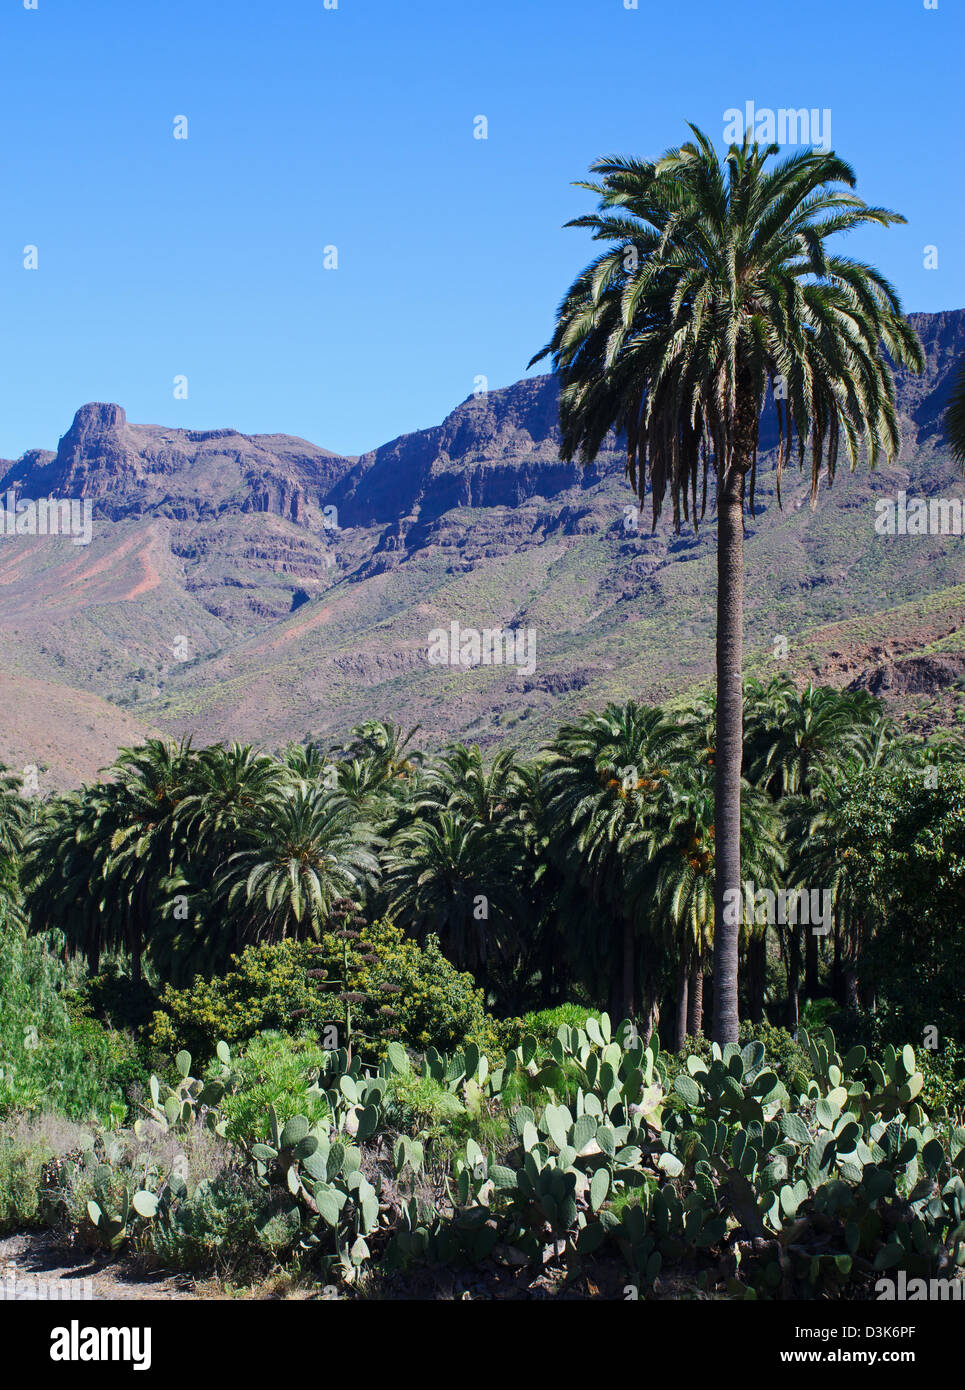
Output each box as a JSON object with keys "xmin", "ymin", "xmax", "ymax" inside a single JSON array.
[
  {"xmin": 0, "ymin": 925, "xmax": 128, "ymax": 1123},
  {"xmin": 150, "ymin": 923, "xmax": 500, "ymax": 1064},
  {"xmin": 146, "ymin": 1167, "xmax": 293, "ymax": 1276},
  {"xmin": 149, "ymin": 940, "xmax": 323, "ymax": 1058},
  {"xmin": 218, "ymin": 1032, "xmax": 330, "ymax": 1143},
  {"xmin": 500, "ymin": 1003, "xmax": 601, "ymax": 1052},
  {"xmin": 67, "ymin": 964, "xmax": 159, "ymax": 1038},
  {"xmin": 0, "ymin": 1124, "xmax": 54, "ymax": 1232},
  {"xmin": 917, "ymin": 1041, "xmax": 965, "ymax": 1119},
  {"xmin": 383, "ymin": 1069, "xmax": 466, "ymax": 1137},
  {"xmin": 363, "ymin": 927, "xmax": 500, "ymax": 1061},
  {"xmin": 69, "ymin": 1016, "xmax": 152, "ymax": 1103},
  {"xmin": 737, "ymin": 1019, "xmax": 813, "ymax": 1094},
  {"xmin": 0, "ymin": 1113, "xmax": 97, "ymax": 1234},
  {"xmin": 826, "ymin": 1005, "xmax": 965, "ymax": 1119}
]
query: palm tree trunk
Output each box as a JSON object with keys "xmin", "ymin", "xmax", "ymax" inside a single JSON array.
[
  {"xmin": 805, "ymin": 925, "xmax": 819, "ymax": 997},
  {"xmin": 673, "ymin": 953, "xmax": 689, "ymax": 1053},
  {"xmin": 786, "ymin": 925, "xmax": 801, "ymax": 1038},
  {"xmin": 832, "ymin": 916, "xmax": 843, "ymax": 1005},
  {"xmin": 130, "ymin": 880, "xmax": 147, "ymax": 986},
  {"xmin": 621, "ymin": 918, "xmax": 635, "ymax": 1019},
  {"xmin": 843, "ymin": 918, "xmax": 861, "ymax": 1013},
  {"xmin": 712, "ymin": 463, "xmax": 745, "ymax": 1044},
  {"xmin": 687, "ymin": 958, "xmax": 704, "ymax": 1035},
  {"xmin": 748, "ymin": 929, "xmax": 766, "ymax": 1024}
]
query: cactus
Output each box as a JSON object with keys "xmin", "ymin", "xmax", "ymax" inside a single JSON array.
[{"xmin": 134, "ymin": 1041, "xmax": 239, "ymax": 1140}]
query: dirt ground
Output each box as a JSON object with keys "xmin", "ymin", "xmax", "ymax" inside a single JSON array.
[
  {"xmin": 0, "ymin": 1231, "xmax": 211, "ymax": 1301},
  {"xmin": 0, "ymin": 1230, "xmax": 644, "ymax": 1301}
]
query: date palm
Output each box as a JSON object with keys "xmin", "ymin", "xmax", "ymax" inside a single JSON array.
[
  {"xmin": 155, "ymin": 744, "xmax": 290, "ymax": 983},
  {"xmin": 543, "ymin": 702, "xmax": 680, "ymax": 1027},
  {"xmin": 416, "ymin": 744, "xmax": 521, "ymax": 828},
  {"xmin": 746, "ymin": 679, "xmax": 886, "ymax": 1000},
  {"xmin": 0, "ymin": 765, "xmax": 30, "ymax": 931},
  {"xmin": 97, "ymin": 739, "xmax": 199, "ymax": 983},
  {"xmin": 532, "ymin": 126, "xmax": 923, "ymax": 1041},
  {"xmin": 344, "ymin": 721, "xmax": 423, "ymax": 784},
  {"xmin": 642, "ymin": 760, "xmax": 783, "ymax": 1048},
  {"xmin": 175, "ymin": 743, "xmax": 288, "ymax": 855},
  {"xmin": 744, "ymin": 678, "xmax": 878, "ymax": 798},
  {"xmin": 215, "ymin": 785, "xmax": 380, "ymax": 945},
  {"xmin": 27, "ymin": 740, "xmax": 198, "ymax": 982},
  {"xmin": 383, "ymin": 811, "xmax": 522, "ymax": 976}
]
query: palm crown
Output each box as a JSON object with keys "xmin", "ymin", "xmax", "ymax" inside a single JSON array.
[{"xmin": 532, "ymin": 125, "xmax": 924, "ymax": 521}]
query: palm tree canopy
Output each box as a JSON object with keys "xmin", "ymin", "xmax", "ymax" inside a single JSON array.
[{"xmin": 531, "ymin": 125, "xmax": 924, "ymax": 526}]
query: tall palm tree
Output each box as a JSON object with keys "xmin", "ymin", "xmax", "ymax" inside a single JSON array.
[
  {"xmin": 0, "ymin": 765, "xmax": 30, "ymax": 932},
  {"xmin": 176, "ymin": 743, "xmax": 288, "ymax": 854},
  {"xmin": 154, "ymin": 744, "xmax": 291, "ymax": 983},
  {"xmin": 23, "ymin": 788, "xmax": 109, "ymax": 969},
  {"xmin": 26, "ymin": 740, "xmax": 198, "ymax": 982},
  {"xmin": 98, "ymin": 739, "xmax": 199, "ymax": 983},
  {"xmin": 416, "ymin": 743, "xmax": 521, "ymax": 827},
  {"xmin": 746, "ymin": 680, "xmax": 891, "ymax": 1006},
  {"xmin": 507, "ymin": 758, "xmax": 571, "ymax": 1007},
  {"xmin": 744, "ymin": 678, "xmax": 878, "ymax": 797},
  {"xmin": 532, "ymin": 127, "xmax": 923, "ymax": 1041},
  {"xmin": 343, "ymin": 721, "xmax": 423, "ymax": 784}
]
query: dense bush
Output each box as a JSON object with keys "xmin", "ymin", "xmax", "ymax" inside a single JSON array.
[
  {"xmin": 67, "ymin": 965, "xmax": 159, "ymax": 1038},
  {"xmin": 830, "ymin": 767, "xmax": 965, "ymax": 1041},
  {"xmin": 145, "ymin": 1166, "xmax": 294, "ymax": 1276},
  {"xmin": 0, "ymin": 1115, "xmax": 80, "ymax": 1233},
  {"xmin": 151, "ymin": 923, "xmax": 499, "ymax": 1064},
  {"xmin": 0, "ymin": 925, "xmax": 133, "ymax": 1123},
  {"xmin": 830, "ymin": 1003, "xmax": 965, "ymax": 1120},
  {"xmin": 149, "ymin": 939, "xmax": 324, "ymax": 1058},
  {"xmin": 499, "ymin": 1004, "xmax": 601, "ymax": 1052},
  {"xmin": 218, "ymin": 1033, "xmax": 331, "ymax": 1143}
]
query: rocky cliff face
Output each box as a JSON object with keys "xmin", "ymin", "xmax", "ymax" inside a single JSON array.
[{"xmin": 0, "ymin": 404, "xmax": 358, "ymax": 531}]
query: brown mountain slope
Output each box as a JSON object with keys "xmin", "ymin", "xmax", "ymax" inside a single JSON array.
[
  {"xmin": 0, "ymin": 673, "xmax": 156, "ymax": 792},
  {"xmin": 1, "ymin": 309, "xmax": 963, "ymax": 784}
]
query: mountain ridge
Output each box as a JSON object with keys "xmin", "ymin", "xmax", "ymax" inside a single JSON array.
[{"xmin": 1, "ymin": 308, "xmax": 964, "ymax": 790}]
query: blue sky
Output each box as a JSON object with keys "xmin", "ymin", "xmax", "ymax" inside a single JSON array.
[{"xmin": 1, "ymin": 0, "xmax": 962, "ymax": 460}]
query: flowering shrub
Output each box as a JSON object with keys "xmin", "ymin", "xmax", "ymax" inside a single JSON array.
[{"xmin": 150, "ymin": 921, "xmax": 499, "ymax": 1063}]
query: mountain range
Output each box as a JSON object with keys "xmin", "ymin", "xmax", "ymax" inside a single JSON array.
[{"xmin": 2, "ymin": 308, "xmax": 965, "ymax": 791}]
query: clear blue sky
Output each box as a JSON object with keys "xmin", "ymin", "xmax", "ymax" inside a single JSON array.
[{"xmin": 1, "ymin": 0, "xmax": 962, "ymax": 460}]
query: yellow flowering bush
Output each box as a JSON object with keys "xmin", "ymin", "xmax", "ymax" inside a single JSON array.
[{"xmin": 150, "ymin": 920, "xmax": 500, "ymax": 1064}]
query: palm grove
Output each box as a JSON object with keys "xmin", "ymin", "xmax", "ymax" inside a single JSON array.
[{"xmin": 4, "ymin": 681, "xmax": 965, "ymax": 1061}]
